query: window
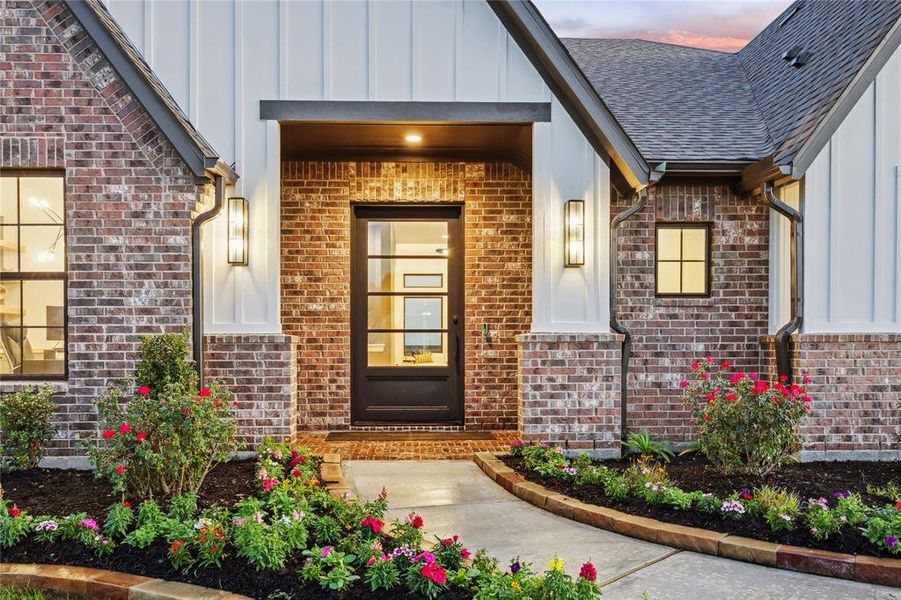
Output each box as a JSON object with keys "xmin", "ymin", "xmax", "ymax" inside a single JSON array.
[
  {"xmin": 655, "ymin": 223, "xmax": 710, "ymax": 296},
  {"xmin": 0, "ymin": 173, "xmax": 66, "ymax": 378}
]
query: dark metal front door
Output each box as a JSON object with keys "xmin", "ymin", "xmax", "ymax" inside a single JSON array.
[{"xmin": 351, "ymin": 205, "xmax": 463, "ymax": 423}]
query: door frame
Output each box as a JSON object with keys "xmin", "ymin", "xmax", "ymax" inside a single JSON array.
[{"xmin": 349, "ymin": 202, "xmax": 465, "ymax": 425}]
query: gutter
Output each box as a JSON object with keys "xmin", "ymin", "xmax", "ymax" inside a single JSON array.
[
  {"xmin": 191, "ymin": 175, "xmax": 226, "ymax": 385},
  {"xmin": 609, "ymin": 187, "xmax": 649, "ymax": 448},
  {"xmin": 765, "ymin": 182, "xmax": 803, "ymax": 383}
]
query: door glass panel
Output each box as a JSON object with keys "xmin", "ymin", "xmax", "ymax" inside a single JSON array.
[
  {"xmin": 367, "ymin": 332, "xmax": 447, "ymax": 367},
  {"xmin": 367, "ymin": 295, "xmax": 447, "ymax": 330},
  {"xmin": 367, "ymin": 221, "xmax": 448, "ymax": 256},
  {"xmin": 368, "ymin": 258, "xmax": 447, "ymax": 292}
]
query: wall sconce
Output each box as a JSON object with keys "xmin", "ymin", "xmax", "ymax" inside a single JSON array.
[
  {"xmin": 227, "ymin": 196, "xmax": 249, "ymax": 266},
  {"xmin": 564, "ymin": 199, "xmax": 585, "ymax": 267}
]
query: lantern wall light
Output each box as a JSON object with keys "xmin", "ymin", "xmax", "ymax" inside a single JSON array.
[
  {"xmin": 227, "ymin": 196, "xmax": 249, "ymax": 266},
  {"xmin": 564, "ymin": 199, "xmax": 585, "ymax": 267}
]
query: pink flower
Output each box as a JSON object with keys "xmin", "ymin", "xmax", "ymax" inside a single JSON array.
[
  {"xmin": 321, "ymin": 545, "xmax": 332, "ymax": 558},
  {"xmin": 137, "ymin": 385, "xmax": 150, "ymax": 396},
  {"xmin": 579, "ymin": 562, "xmax": 597, "ymax": 582},
  {"xmin": 136, "ymin": 431, "xmax": 147, "ymax": 442},
  {"xmin": 199, "ymin": 387, "xmax": 211, "ymax": 397},
  {"xmin": 461, "ymin": 548, "xmax": 471, "ymax": 559},
  {"xmin": 102, "ymin": 430, "xmax": 116, "ymax": 439},
  {"xmin": 690, "ymin": 362, "xmax": 700, "ymax": 370},
  {"xmin": 680, "ymin": 380, "xmax": 689, "ymax": 389},
  {"xmin": 420, "ymin": 562, "xmax": 447, "ymax": 585},
  {"xmin": 261, "ymin": 478, "xmax": 278, "ymax": 492},
  {"xmin": 729, "ymin": 373, "xmax": 744, "ymax": 384},
  {"xmin": 705, "ymin": 355, "xmax": 714, "ymax": 363},
  {"xmin": 115, "ymin": 465, "xmax": 126, "ymax": 474},
  {"xmin": 725, "ymin": 393, "xmax": 737, "ymax": 402},
  {"xmin": 700, "ymin": 373, "xmax": 710, "ymax": 380},
  {"xmin": 118, "ymin": 423, "xmax": 131, "ymax": 434},
  {"xmin": 368, "ymin": 556, "xmax": 376, "ymax": 566}
]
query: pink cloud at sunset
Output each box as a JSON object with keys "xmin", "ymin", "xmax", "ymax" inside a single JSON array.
[{"xmin": 535, "ymin": 0, "xmax": 792, "ymax": 53}]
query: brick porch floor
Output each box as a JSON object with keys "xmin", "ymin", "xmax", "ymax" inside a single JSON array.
[{"xmin": 295, "ymin": 432, "xmax": 519, "ymax": 460}]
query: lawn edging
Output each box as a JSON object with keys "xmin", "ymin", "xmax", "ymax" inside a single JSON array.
[
  {"xmin": 319, "ymin": 452, "xmax": 355, "ymax": 501},
  {"xmin": 474, "ymin": 452, "xmax": 901, "ymax": 588},
  {"xmin": 0, "ymin": 563, "xmax": 251, "ymax": 599}
]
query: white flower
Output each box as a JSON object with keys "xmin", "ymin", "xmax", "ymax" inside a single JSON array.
[
  {"xmin": 779, "ymin": 514, "xmax": 792, "ymax": 522},
  {"xmin": 194, "ymin": 517, "xmax": 212, "ymax": 530}
]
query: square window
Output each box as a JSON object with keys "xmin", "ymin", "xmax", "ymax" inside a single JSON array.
[{"xmin": 655, "ymin": 224, "xmax": 710, "ymax": 296}]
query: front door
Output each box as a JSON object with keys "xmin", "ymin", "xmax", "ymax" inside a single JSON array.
[{"xmin": 351, "ymin": 205, "xmax": 463, "ymax": 423}]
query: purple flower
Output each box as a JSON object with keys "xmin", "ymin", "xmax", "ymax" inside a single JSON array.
[
  {"xmin": 833, "ymin": 490, "xmax": 851, "ymax": 499},
  {"xmin": 413, "ymin": 551, "xmax": 436, "ymax": 564},
  {"xmin": 887, "ymin": 535, "xmax": 898, "ymax": 549},
  {"xmin": 78, "ymin": 518, "xmax": 99, "ymax": 531},
  {"xmin": 739, "ymin": 488, "xmax": 752, "ymax": 501},
  {"xmin": 510, "ymin": 561, "xmax": 521, "ymax": 574}
]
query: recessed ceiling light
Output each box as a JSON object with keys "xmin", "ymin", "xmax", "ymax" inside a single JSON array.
[{"xmin": 404, "ymin": 133, "xmax": 423, "ymax": 144}]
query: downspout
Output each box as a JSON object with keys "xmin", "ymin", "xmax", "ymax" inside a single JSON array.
[
  {"xmin": 610, "ymin": 187, "xmax": 649, "ymax": 448},
  {"xmin": 191, "ymin": 174, "xmax": 226, "ymax": 385},
  {"xmin": 765, "ymin": 181, "xmax": 803, "ymax": 383}
]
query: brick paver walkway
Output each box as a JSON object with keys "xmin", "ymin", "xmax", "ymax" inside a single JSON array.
[{"xmin": 295, "ymin": 432, "xmax": 519, "ymax": 459}]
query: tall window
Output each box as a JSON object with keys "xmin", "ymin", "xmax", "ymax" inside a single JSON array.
[
  {"xmin": 0, "ymin": 173, "xmax": 66, "ymax": 378},
  {"xmin": 656, "ymin": 223, "xmax": 710, "ymax": 296}
]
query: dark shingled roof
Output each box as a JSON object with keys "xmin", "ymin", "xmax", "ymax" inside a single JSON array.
[
  {"xmin": 562, "ymin": 0, "xmax": 901, "ymax": 166},
  {"xmin": 562, "ymin": 38, "xmax": 771, "ymax": 163}
]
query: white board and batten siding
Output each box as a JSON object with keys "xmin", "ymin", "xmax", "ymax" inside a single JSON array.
[
  {"xmin": 789, "ymin": 42, "xmax": 901, "ymax": 334},
  {"xmin": 103, "ymin": 0, "xmax": 612, "ymax": 335}
]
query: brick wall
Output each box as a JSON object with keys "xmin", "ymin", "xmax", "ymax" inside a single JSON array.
[
  {"xmin": 281, "ymin": 161, "xmax": 531, "ymax": 432},
  {"xmin": 203, "ymin": 334, "xmax": 297, "ymax": 448},
  {"xmin": 763, "ymin": 334, "xmax": 901, "ymax": 457},
  {"xmin": 614, "ymin": 181, "xmax": 770, "ymax": 443},
  {"xmin": 1, "ymin": 1, "xmax": 203, "ymax": 456},
  {"xmin": 519, "ymin": 333, "xmax": 622, "ymax": 455}
]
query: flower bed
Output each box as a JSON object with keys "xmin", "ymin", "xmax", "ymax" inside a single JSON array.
[
  {"xmin": 504, "ymin": 442, "xmax": 901, "ymax": 559},
  {"xmin": 1, "ymin": 439, "xmax": 601, "ymax": 600}
]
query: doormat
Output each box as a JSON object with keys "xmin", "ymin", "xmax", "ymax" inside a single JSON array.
[{"xmin": 325, "ymin": 431, "xmax": 495, "ymax": 442}]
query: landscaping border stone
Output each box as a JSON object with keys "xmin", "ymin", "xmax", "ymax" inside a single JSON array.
[
  {"xmin": 0, "ymin": 563, "xmax": 251, "ymax": 600},
  {"xmin": 474, "ymin": 452, "xmax": 901, "ymax": 588},
  {"xmin": 321, "ymin": 453, "xmax": 355, "ymax": 501}
]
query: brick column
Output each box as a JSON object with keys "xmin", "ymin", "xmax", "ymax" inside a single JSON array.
[
  {"xmin": 204, "ymin": 334, "xmax": 297, "ymax": 449},
  {"xmin": 518, "ymin": 332, "xmax": 623, "ymax": 457}
]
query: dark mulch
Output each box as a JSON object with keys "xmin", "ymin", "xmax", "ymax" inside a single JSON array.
[
  {"xmin": 1, "ymin": 460, "xmax": 259, "ymax": 517},
  {"xmin": 2, "ymin": 539, "xmax": 471, "ymax": 600},
  {"xmin": 502, "ymin": 454, "xmax": 901, "ymax": 559}
]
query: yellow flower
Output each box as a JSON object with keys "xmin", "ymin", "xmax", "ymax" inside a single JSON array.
[
  {"xmin": 548, "ymin": 556, "xmax": 565, "ymax": 572},
  {"xmin": 511, "ymin": 581, "xmax": 521, "ymax": 591}
]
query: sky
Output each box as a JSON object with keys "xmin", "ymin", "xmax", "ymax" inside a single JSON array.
[{"xmin": 534, "ymin": 0, "xmax": 792, "ymax": 53}]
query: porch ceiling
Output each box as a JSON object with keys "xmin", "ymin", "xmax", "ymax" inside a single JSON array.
[{"xmin": 280, "ymin": 122, "xmax": 532, "ymax": 169}]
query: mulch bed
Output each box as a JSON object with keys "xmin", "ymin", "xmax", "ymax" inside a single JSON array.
[
  {"xmin": 502, "ymin": 454, "xmax": 901, "ymax": 559},
  {"xmin": 1, "ymin": 459, "xmax": 469, "ymax": 599},
  {"xmin": 1, "ymin": 460, "xmax": 259, "ymax": 517}
]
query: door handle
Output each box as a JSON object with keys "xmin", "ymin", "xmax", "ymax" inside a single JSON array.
[{"xmin": 452, "ymin": 315, "xmax": 460, "ymax": 365}]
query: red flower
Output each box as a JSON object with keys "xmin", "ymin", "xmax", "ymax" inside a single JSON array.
[
  {"xmin": 262, "ymin": 478, "xmax": 278, "ymax": 492},
  {"xmin": 579, "ymin": 561, "xmax": 597, "ymax": 582},
  {"xmin": 115, "ymin": 465, "xmax": 126, "ymax": 475},
  {"xmin": 102, "ymin": 430, "xmax": 116, "ymax": 439},
  {"xmin": 894, "ymin": 499, "xmax": 901, "ymax": 510},
  {"xmin": 778, "ymin": 374, "xmax": 789, "ymax": 382},
  {"xmin": 122, "ymin": 501, "xmax": 131, "ymax": 508},
  {"xmin": 199, "ymin": 388, "xmax": 211, "ymax": 397},
  {"xmin": 690, "ymin": 362, "xmax": 700, "ymax": 370},
  {"xmin": 137, "ymin": 385, "xmax": 151, "ymax": 396},
  {"xmin": 9, "ymin": 505, "xmax": 20, "ymax": 518},
  {"xmin": 136, "ymin": 431, "xmax": 147, "ymax": 442},
  {"xmin": 460, "ymin": 548, "xmax": 471, "ymax": 560},
  {"xmin": 680, "ymin": 380, "xmax": 689, "ymax": 389},
  {"xmin": 703, "ymin": 414, "xmax": 712, "ymax": 422},
  {"xmin": 420, "ymin": 562, "xmax": 447, "ymax": 585},
  {"xmin": 720, "ymin": 361, "xmax": 730, "ymax": 369},
  {"xmin": 362, "ymin": 516, "xmax": 384, "ymax": 534},
  {"xmin": 183, "ymin": 408, "xmax": 191, "ymax": 415},
  {"xmin": 409, "ymin": 514, "xmax": 424, "ymax": 529},
  {"xmin": 725, "ymin": 393, "xmax": 737, "ymax": 402},
  {"xmin": 232, "ymin": 401, "xmax": 238, "ymax": 408},
  {"xmin": 171, "ymin": 540, "xmax": 185, "ymax": 554},
  {"xmin": 118, "ymin": 423, "xmax": 131, "ymax": 434}
]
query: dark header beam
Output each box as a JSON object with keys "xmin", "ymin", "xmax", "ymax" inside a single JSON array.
[{"xmin": 260, "ymin": 101, "xmax": 552, "ymax": 123}]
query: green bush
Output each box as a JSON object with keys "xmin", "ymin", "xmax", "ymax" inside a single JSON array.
[
  {"xmin": 681, "ymin": 357, "xmax": 810, "ymax": 476},
  {"xmin": 87, "ymin": 333, "xmax": 240, "ymax": 498},
  {"xmin": 0, "ymin": 385, "xmax": 56, "ymax": 472}
]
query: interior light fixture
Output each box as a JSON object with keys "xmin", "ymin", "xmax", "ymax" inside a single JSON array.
[
  {"xmin": 404, "ymin": 133, "xmax": 423, "ymax": 144},
  {"xmin": 564, "ymin": 199, "xmax": 585, "ymax": 267}
]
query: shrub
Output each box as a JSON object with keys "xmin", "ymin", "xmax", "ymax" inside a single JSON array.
[
  {"xmin": 87, "ymin": 333, "xmax": 240, "ymax": 498},
  {"xmin": 0, "ymin": 385, "xmax": 56, "ymax": 472},
  {"xmin": 680, "ymin": 357, "xmax": 810, "ymax": 476},
  {"xmin": 754, "ymin": 485, "xmax": 800, "ymax": 532}
]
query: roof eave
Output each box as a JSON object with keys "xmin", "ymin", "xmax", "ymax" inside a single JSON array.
[
  {"xmin": 65, "ymin": 0, "xmax": 228, "ymax": 183},
  {"xmin": 784, "ymin": 14, "xmax": 901, "ymax": 180},
  {"xmin": 488, "ymin": 0, "xmax": 651, "ymax": 189}
]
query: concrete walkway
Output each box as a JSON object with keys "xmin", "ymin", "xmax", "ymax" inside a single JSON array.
[{"xmin": 343, "ymin": 460, "xmax": 901, "ymax": 600}]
